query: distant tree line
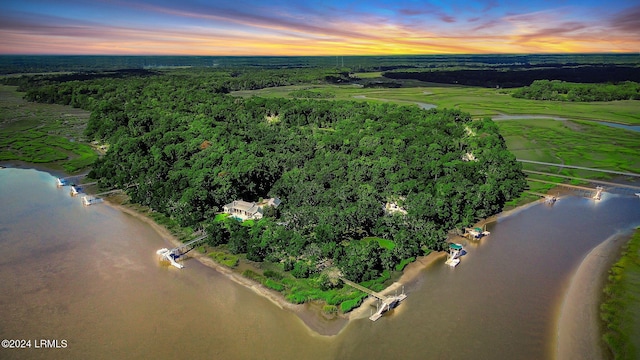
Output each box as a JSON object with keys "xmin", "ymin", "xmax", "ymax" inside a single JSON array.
[
  {"xmin": 383, "ymin": 66, "xmax": 640, "ymax": 88},
  {"xmin": 511, "ymin": 80, "xmax": 640, "ymax": 101},
  {"xmin": 7, "ymin": 69, "xmax": 526, "ymax": 282},
  {"xmin": 2, "ymin": 54, "xmax": 639, "ymax": 74}
]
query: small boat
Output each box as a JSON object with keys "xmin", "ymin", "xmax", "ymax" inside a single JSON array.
[
  {"xmin": 56, "ymin": 178, "xmax": 68, "ymax": 187},
  {"xmin": 635, "ymin": 193, "xmax": 640, "ymax": 198}
]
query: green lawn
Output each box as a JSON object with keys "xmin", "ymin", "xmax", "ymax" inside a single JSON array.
[{"xmin": 362, "ymin": 236, "xmax": 396, "ymax": 251}]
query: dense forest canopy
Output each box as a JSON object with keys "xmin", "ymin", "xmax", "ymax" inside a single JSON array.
[
  {"xmin": 512, "ymin": 80, "xmax": 640, "ymax": 101},
  {"xmin": 5, "ymin": 68, "xmax": 526, "ymax": 282}
]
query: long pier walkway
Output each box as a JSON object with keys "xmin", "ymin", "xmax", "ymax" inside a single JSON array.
[
  {"xmin": 82, "ymin": 189, "xmax": 123, "ymax": 206},
  {"xmin": 524, "ymin": 170, "xmax": 640, "ymax": 196},
  {"xmin": 517, "ymin": 159, "xmax": 640, "ymax": 178},
  {"xmin": 340, "ymin": 277, "xmax": 387, "ymax": 301},
  {"xmin": 339, "ymin": 277, "xmax": 407, "ymax": 321},
  {"xmin": 527, "ymin": 178, "xmax": 597, "ymax": 192},
  {"xmin": 156, "ymin": 235, "xmax": 208, "ymax": 269}
]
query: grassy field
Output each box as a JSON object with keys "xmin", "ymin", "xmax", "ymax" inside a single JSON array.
[
  {"xmin": 0, "ymin": 85, "xmax": 97, "ymax": 173},
  {"xmin": 601, "ymin": 229, "xmax": 640, "ymax": 360}
]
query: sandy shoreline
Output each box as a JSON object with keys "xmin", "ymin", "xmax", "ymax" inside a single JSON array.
[
  {"xmin": 103, "ymin": 200, "xmax": 350, "ymax": 335},
  {"xmin": 102, "ymin": 198, "xmax": 449, "ymax": 336}
]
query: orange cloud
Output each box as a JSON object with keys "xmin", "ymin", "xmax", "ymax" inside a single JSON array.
[{"xmin": 1, "ymin": 3, "xmax": 639, "ymax": 55}]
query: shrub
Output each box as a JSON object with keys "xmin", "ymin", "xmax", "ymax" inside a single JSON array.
[
  {"xmin": 291, "ymin": 261, "xmax": 310, "ymax": 279},
  {"xmin": 340, "ymin": 297, "xmax": 363, "ymax": 313},
  {"xmin": 264, "ymin": 279, "xmax": 284, "ymax": 292},
  {"xmin": 264, "ymin": 270, "xmax": 284, "ymax": 280},
  {"xmin": 209, "ymin": 252, "xmax": 239, "ymax": 267},
  {"xmin": 286, "ymin": 293, "xmax": 306, "ymax": 304},
  {"xmin": 323, "ymin": 305, "xmax": 338, "ymax": 314},
  {"xmin": 395, "ymin": 257, "xmax": 415, "ymax": 271}
]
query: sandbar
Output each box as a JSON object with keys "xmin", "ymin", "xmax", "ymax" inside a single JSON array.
[{"xmin": 555, "ymin": 230, "xmax": 631, "ymax": 359}]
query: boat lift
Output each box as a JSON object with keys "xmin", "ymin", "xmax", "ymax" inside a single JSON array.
[
  {"xmin": 593, "ymin": 186, "xmax": 604, "ymax": 201},
  {"xmin": 56, "ymin": 175, "xmax": 86, "ymax": 188},
  {"xmin": 445, "ymin": 243, "xmax": 463, "ymax": 267},
  {"xmin": 156, "ymin": 234, "xmax": 208, "ymax": 269},
  {"xmin": 70, "ymin": 185, "xmax": 83, "ymax": 197},
  {"xmin": 80, "ymin": 190, "xmax": 122, "ymax": 206},
  {"xmin": 466, "ymin": 225, "xmax": 490, "ymax": 239}
]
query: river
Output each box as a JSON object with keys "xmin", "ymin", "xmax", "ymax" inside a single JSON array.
[{"xmin": 1, "ymin": 168, "xmax": 639, "ymax": 359}]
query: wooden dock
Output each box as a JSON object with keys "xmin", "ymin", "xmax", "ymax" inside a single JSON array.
[
  {"xmin": 526, "ymin": 178, "xmax": 597, "ymax": 192},
  {"xmin": 524, "ymin": 170, "xmax": 640, "ymax": 191},
  {"xmin": 339, "ymin": 277, "xmax": 407, "ymax": 321},
  {"xmin": 517, "ymin": 160, "xmax": 640, "ymax": 178}
]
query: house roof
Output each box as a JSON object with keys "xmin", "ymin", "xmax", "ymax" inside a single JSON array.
[
  {"xmin": 267, "ymin": 197, "xmax": 281, "ymax": 207},
  {"xmin": 224, "ymin": 200, "xmax": 259, "ymax": 213},
  {"xmin": 224, "ymin": 197, "xmax": 282, "ymax": 217}
]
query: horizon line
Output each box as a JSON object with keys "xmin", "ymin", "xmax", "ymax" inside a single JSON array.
[{"xmin": 1, "ymin": 52, "xmax": 639, "ymax": 57}]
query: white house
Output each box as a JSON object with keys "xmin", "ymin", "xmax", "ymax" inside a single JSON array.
[{"xmin": 223, "ymin": 197, "xmax": 281, "ymax": 221}]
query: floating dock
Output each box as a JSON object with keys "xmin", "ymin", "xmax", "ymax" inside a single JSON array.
[{"xmin": 369, "ymin": 293, "xmax": 408, "ymax": 321}]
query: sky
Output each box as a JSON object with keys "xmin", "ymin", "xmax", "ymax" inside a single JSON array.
[{"xmin": 0, "ymin": 0, "xmax": 639, "ymax": 55}]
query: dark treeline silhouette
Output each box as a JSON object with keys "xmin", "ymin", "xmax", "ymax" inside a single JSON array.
[
  {"xmin": 383, "ymin": 65, "xmax": 640, "ymax": 88},
  {"xmin": 1, "ymin": 53, "xmax": 638, "ymax": 74}
]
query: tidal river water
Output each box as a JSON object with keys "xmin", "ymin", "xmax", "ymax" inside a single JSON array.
[{"xmin": 1, "ymin": 167, "xmax": 639, "ymax": 360}]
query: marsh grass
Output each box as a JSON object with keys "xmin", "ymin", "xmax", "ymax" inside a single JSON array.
[
  {"xmin": 498, "ymin": 119, "xmax": 639, "ymax": 175},
  {"xmin": 210, "ymin": 252, "xmax": 239, "ymax": 267},
  {"xmin": 235, "ymin": 264, "xmax": 384, "ymax": 313},
  {"xmin": 601, "ymin": 229, "xmax": 640, "ymax": 359},
  {"xmin": 0, "ymin": 85, "xmax": 96, "ymax": 173}
]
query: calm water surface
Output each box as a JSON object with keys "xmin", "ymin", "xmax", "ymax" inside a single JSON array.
[{"xmin": 1, "ymin": 168, "xmax": 639, "ymax": 359}]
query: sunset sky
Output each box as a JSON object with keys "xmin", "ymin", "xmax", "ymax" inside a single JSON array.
[{"xmin": 1, "ymin": 0, "xmax": 639, "ymax": 55}]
